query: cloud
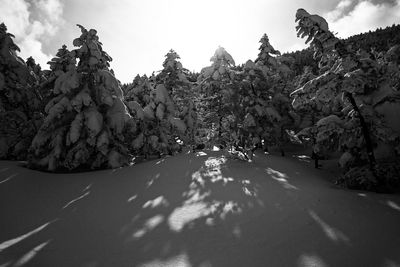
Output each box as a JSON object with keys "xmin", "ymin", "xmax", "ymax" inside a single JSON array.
[
  {"xmin": 326, "ymin": 0, "xmax": 354, "ymax": 21},
  {"xmin": 325, "ymin": 0, "xmax": 400, "ymax": 38},
  {"xmin": 0, "ymin": 0, "xmax": 64, "ymax": 67}
]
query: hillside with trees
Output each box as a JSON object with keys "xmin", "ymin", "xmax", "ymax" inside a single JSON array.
[{"xmin": 284, "ymin": 23, "xmax": 400, "ymax": 76}]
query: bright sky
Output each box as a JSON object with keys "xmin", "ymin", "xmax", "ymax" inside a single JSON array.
[{"xmin": 1, "ymin": 0, "xmax": 399, "ymax": 83}]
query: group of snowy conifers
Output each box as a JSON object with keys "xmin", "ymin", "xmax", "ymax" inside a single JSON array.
[
  {"xmin": 196, "ymin": 35, "xmax": 296, "ymax": 160},
  {"xmin": 1, "ymin": 9, "xmax": 400, "ymax": 191},
  {"xmin": 291, "ymin": 9, "xmax": 400, "ymax": 190},
  {"xmin": 0, "ymin": 24, "xmax": 195, "ymax": 171}
]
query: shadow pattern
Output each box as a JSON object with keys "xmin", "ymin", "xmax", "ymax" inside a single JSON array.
[{"xmin": 0, "ymin": 152, "xmax": 400, "ymax": 267}]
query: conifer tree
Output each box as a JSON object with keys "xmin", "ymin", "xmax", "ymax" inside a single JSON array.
[
  {"xmin": 156, "ymin": 50, "xmax": 197, "ymax": 146},
  {"xmin": 291, "ymin": 9, "xmax": 400, "ymax": 189},
  {"xmin": 126, "ymin": 51, "xmax": 196, "ymax": 157},
  {"xmin": 198, "ymin": 46, "xmax": 237, "ymax": 146},
  {"xmin": 129, "ymin": 83, "xmax": 187, "ymax": 157},
  {"xmin": 29, "ymin": 25, "xmax": 133, "ymax": 171},
  {"xmin": 253, "ymin": 34, "xmax": 297, "ymax": 155},
  {"xmin": 0, "ymin": 23, "xmax": 42, "ymax": 160},
  {"xmin": 125, "ymin": 74, "xmax": 153, "ymax": 109}
]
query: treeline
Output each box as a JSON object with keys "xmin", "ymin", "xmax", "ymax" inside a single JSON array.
[
  {"xmin": 284, "ymin": 23, "xmax": 400, "ymax": 76},
  {"xmin": 1, "ymin": 10, "xmax": 399, "ymax": 192}
]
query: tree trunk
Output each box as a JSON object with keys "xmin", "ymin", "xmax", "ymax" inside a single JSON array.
[
  {"xmin": 311, "ymin": 109, "xmax": 319, "ymax": 168},
  {"xmin": 344, "ymin": 92, "xmax": 379, "ymax": 181},
  {"xmin": 280, "ymin": 126, "xmax": 285, "ymax": 157},
  {"xmin": 218, "ymin": 115, "xmax": 222, "ymax": 139},
  {"xmin": 217, "ymin": 96, "xmax": 222, "ymax": 140}
]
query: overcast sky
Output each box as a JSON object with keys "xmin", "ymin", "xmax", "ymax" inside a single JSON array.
[{"xmin": 1, "ymin": 0, "xmax": 399, "ymax": 83}]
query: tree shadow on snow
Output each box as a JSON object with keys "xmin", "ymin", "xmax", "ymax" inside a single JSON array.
[{"xmin": 0, "ymin": 151, "xmax": 400, "ymax": 266}]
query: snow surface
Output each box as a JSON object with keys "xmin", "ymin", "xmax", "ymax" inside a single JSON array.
[{"xmin": 0, "ymin": 150, "xmax": 400, "ymax": 266}]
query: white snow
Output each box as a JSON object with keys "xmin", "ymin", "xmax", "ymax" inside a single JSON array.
[{"xmin": 0, "ymin": 150, "xmax": 400, "ymax": 266}]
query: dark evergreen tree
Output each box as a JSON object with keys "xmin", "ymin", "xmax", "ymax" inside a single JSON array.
[{"xmin": 0, "ymin": 23, "xmax": 42, "ymax": 160}]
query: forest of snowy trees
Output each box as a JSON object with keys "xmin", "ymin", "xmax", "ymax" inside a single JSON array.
[{"xmin": 1, "ymin": 9, "xmax": 400, "ymax": 192}]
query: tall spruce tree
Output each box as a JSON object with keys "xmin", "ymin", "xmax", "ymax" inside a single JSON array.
[
  {"xmin": 254, "ymin": 34, "xmax": 297, "ymax": 156},
  {"xmin": 198, "ymin": 46, "xmax": 237, "ymax": 146},
  {"xmin": 29, "ymin": 25, "xmax": 133, "ymax": 171},
  {"xmin": 156, "ymin": 50, "xmax": 197, "ymax": 146}
]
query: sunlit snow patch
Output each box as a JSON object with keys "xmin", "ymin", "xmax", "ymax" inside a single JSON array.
[
  {"xmin": 204, "ymin": 156, "xmax": 227, "ymax": 168},
  {"xmin": 241, "ymin": 179, "xmax": 258, "ymax": 197},
  {"xmin": 142, "ymin": 196, "xmax": 169, "ymax": 209},
  {"xmin": 266, "ymin": 167, "xmax": 298, "ymax": 190},
  {"xmin": 0, "ymin": 220, "xmax": 56, "ymax": 252},
  {"xmin": 294, "ymin": 154, "xmax": 311, "ymax": 163},
  {"xmin": 168, "ymin": 202, "xmax": 209, "ymax": 232},
  {"xmin": 387, "ymin": 200, "xmax": 400, "ymax": 212},
  {"xmin": 13, "ymin": 240, "xmax": 51, "ymax": 267},
  {"xmin": 298, "ymin": 254, "xmax": 328, "ymax": 267},
  {"xmin": 132, "ymin": 215, "xmax": 164, "ymax": 240},
  {"xmin": 169, "ymin": 156, "xmax": 240, "ymax": 232},
  {"xmin": 63, "ymin": 191, "xmax": 90, "ymax": 209},
  {"xmin": 308, "ymin": 210, "xmax": 350, "ymax": 244},
  {"xmin": 127, "ymin": 194, "xmax": 138, "ymax": 202},
  {"xmin": 0, "ymin": 173, "xmax": 18, "ymax": 184},
  {"xmin": 138, "ymin": 252, "xmax": 191, "ymax": 267},
  {"xmin": 146, "ymin": 173, "xmax": 160, "ymax": 188}
]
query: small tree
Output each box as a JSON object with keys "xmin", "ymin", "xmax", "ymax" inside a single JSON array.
[
  {"xmin": 129, "ymin": 83, "xmax": 186, "ymax": 158},
  {"xmin": 124, "ymin": 74, "xmax": 153, "ymax": 107}
]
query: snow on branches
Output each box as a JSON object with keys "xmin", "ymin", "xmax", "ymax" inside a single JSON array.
[
  {"xmin": 0, "ymin": 23, "xmax": 43, "ymax": 160},
  {"xmin": 197, "ymin": 46, "xmax": 238, "ymax": 146},
  {"xmin": 292, "ymin": 8, "xmax": 400, "ymax": 187},
  {"xmin": 124, "ymin": 50, "xmax": 197, "ymax": 158},
  {"xmin": 29, "ymin": 25, "xmax": 132, "ymax": 171}
]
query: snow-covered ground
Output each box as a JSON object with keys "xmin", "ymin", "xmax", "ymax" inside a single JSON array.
[{"xmin": 0, "ymin": 150, "xmax": 399, "ymax": 267}]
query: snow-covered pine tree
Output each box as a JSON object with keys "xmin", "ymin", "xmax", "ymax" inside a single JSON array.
[
  {"xmin": 157, "ymin": 50, "xmax": 189, "ymax": 97},
  {"xmin": 124, "ymin": 74, "xmax": 153, "ymax": 108},
  {"xmin": 253, "ymin": 34, "xmax": 297, "ymax": 156},
  {"xmin": 290, "ymin": 66, "xmax": 324, "ymax": 163},
  {"xmin": 25, "ymin": 56, "xmax": 55, "ymax": 114},
  {"xmin": 198, "ymin": 46, "xmax": 237, "ymax": 147},
  {"xmin": 129, "ymin": 83, "xmax": 186, "ymax": 158},
  {"xmin": 255, "ymin": 34, "xmax": 281, "ymax": 72},
  {"xmin": 156, "ymin": 50, "xmax": 197, "ymax": 147},
  {"xmin": 0, "ymin": 23, "xmax": 43, "ymax": 160},
  {"xmin": 29, "ymin": 25, "xmax": 133, "ymax": 171},
  {"xmin": 124, "ymin": 51, "xmax": 196, "ymax": 158},
  {"xmin": 26, "ymin": 56, "xmax": 46, "ymax": 86},
  {"xmin": 35, "ymin": 45, "xmax": 77, "ymax": 114},
  {"xmin": 291, "ymin": 9, "xmax": 400, "ymax": 189},
  {"xmin": 234, "ymin": 60, "xmax": 269, "ymax": 157}
]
